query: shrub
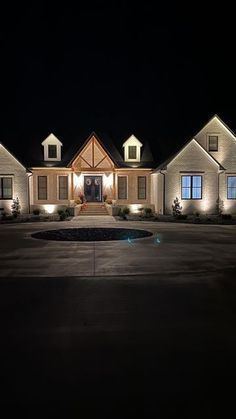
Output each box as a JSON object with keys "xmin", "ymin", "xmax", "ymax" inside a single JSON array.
[
  {"xmin": 172, "ymin": 197, "xmax": 182, "ymax": 218},
  {"xmin": 176, "ymin": 214, "xmax": 188, "ymax": 220},
  {"xmin": 105, "ymin": 199, "xmax": 113, "ymax": 205},
  {"xmin": 103, "ymin": 194, "xmax": 107, "ymax": 202},
  {"xmin": 75, "ymin": 198, "xmax": 82, "ymax": 205},
  {"xmin": 33, "ymin": 209, "xmax": 40, "ymax": 215},
  {"xmin": 65, "ymin": 207, "xmax": 71, "ymax": 217},
  {"xmin": 57, "ymin": 209, "xmax": 67, "ymax": 221},
  {"xmin": 143, "ymin": 207, "xmax": 153, "ymax": 217},
  {"xmin": 221, "ymin": 214, "xmax": 232, "ymax": 220},
  {"xmin": 1, "ymin": 211, "xmax": 8, "ymax": 220},
  {"xmin": 11, "ymin": 197, "xmax": 21, "ymax": 218},
  {"xmin": 119, "ymin": 206, "xmax": 130, "ymax": 220}
]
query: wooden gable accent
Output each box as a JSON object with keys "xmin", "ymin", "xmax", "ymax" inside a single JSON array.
[{"xmin": 71, "ymin": 135, "xmax": 115, "ymax": 170}]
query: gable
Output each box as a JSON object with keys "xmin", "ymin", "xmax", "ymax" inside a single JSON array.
[
  {"xmin": 70, "ymin": 135, "xmax": 115, "ymax": 170},
  {"xmin": 194, "ymin": 115, "xmax": 236, "ymax": 170},
  {"xmin": 167, "ymin": 139, "xmax": 220, "ymax": 172},
  {"xmin": 0, "ymin": 143, "xmax": 26, "ymax": 172}
]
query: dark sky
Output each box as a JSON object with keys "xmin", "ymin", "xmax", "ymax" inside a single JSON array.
[{"xmin": 0, "ymin": 2, "xmax": 235, "ymax": 163}]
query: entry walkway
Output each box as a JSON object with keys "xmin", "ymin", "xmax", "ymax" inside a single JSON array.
[{"xmin": 71, "ymin": 215, "xmax": 116, "ymax": 225}]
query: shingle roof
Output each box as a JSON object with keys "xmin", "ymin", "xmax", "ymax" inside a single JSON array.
[{"xmin": 25, "ymin": 131, "xmax": 155, "ymax": 169}]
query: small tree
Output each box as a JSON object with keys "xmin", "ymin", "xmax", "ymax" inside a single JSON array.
[
  {"xmin": 216, "ymin": 197, "xmax": 224, "ymax": 216},
  {"xmin": 11, "ymin": 197, "xmax": 21, "ymax": 218},
  {"xmin": 172, "ymin": 197, "xmax": 182, "ymax": 218}
]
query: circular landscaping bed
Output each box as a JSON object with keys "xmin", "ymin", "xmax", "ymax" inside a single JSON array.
[{"xmin": 31, "ymin": 227, "xmax": 153, "ymax": 241}]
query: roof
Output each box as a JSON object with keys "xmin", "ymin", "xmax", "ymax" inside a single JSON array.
[
  {"xmin": 0, "ymin": 142, "xmax": 29, "ymax": 172},
  {"xmin": 26, "ymin": 130, "xmax": 154, "ymax": 169},
  {"xmin": 154, "ymin": 138, "xmax": 225, "ymax": 171}
]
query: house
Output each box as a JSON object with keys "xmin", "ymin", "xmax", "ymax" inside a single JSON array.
[
  {"xmin": 28, "ymin": 131, "xmax": 154, "ymax": 215},
  {"xmin": 151, "ymin": 115, "xmax": 236, "ymax": 215},
  {"xmin": 1, "ymin": 115, "xmax": 236, "ymax": 217}
]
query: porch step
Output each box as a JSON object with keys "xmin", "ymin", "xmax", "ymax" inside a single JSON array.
[{"xmin": 79, "ymin": 204, "xmax": 109, "ymax": 216}]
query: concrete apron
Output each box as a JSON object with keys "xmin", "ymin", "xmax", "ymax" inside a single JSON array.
[{"xmin": 1, "ymin": 218, "xmax": 236, "ymax": 277}]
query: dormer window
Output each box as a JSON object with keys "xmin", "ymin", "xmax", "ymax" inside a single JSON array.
[
  {"xmin": 128, "ymin": 146, "xmax": 137, "ymax": 159},
  {"xmin": 48, "ymin": 145, "xmax": 57, "ymax": 159},
  {"xmin": 123, "ymin": 135, "xmax": 143, "ymax": 163},
  {"xmin": 41, "ymin": 133, "xmax": 62, "ymax": 161}
]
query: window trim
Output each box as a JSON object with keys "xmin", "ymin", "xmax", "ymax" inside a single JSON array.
[
  {"xmin": 48, "ymin": 144, "xmax": 57, "ymax": 159},
  {"xmin": 181, "ymin": 175, "xmax": 202, "ymax": 200},
  {"xmin": 137, "ymin": 176, "xmax": 146, "ymax": 200},
  {"xmin": 0, "ymin": 176, "xmax": 13, "ymax": 200},
  {"xmin": 117, "ymin": 175, "xmax": 128, "ymax": 200},
  {"xmin": 58, "ymin": 175, "xmax": 69, "ymax": 200},
  {"xmin": 227, "ymin": 176, "xmax": 236, "ymax": 200},
  {"xmin": 208, "ymin": 135, "xmax": 218, "ymax": 152},
  {"xmin": 37, "ymin": 175, "xmax": 48, "ymax": 200},
  {"xmin": 128, "ymin": 145, "xmax": 137, "ymax": 160}
]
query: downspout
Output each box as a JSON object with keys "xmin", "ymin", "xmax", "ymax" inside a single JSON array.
[
  {"xmin": 218, "ymin": 170, "xmax": 224, "ymax": 214},
  {"xmin": 160, "ymin": 170, "xmax": 165, "ymax": 215},
  {"xmin": 27, "ymin": 172, "xmax": 33, "ymax": 214}
]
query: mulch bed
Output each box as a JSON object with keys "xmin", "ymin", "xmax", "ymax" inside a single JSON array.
[{"xmin": 31, "ymin": 227, "xmax": 153, "ymax": 241}]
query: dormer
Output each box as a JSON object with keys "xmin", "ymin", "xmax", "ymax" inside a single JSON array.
[
  {"xmin": 122, "ymin": 135, "xmax": 143, "ymax": 163},
  {"xmin": 41, "ymin": 133, "xmax": 62, "ymax": 161}
]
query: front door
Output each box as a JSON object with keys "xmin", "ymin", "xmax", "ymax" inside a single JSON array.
[{"xmin": 84, "ymin": 176, "xmax": 102, "ymax": 202}]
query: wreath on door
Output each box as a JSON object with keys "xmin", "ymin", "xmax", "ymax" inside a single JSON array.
[{"xmin": 85, "ymin": 178, "xmax": 91, "ymax": 186}]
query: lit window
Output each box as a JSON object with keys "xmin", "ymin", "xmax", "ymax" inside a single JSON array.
[
  {"xmin": 128, "ymin": 146, "xmax": 137, "ymax": 159},
  {"xmin": 208, "ymin": 136, "xmax": 218, "ymax": 151},
  {"xmin": 118, "ymin": 176, "xmax": 127, "ymax": 199},
  {"xmin": 59, "ymin": 176, "xmax": 68, "ymax": 200},
  {"xmin": 227, "ymin": 176, "xmax": 236, "ymax": 199},
  {"xmin": 38, "ymin": 176, "xmax": 47, "ymax": 200},
  {"xmin": 48, "ymin": 145, "xmax": 57, "ymax": 158},
  {"xmin": 181, "ymin": 176, "xmax": 202, "ymax": 200},
  {"xmin": 0, "ymin": 177, "xmax": 12, "ymax": 199},
  {"xmin": 138, "ymin": 176, "xmax": 146, "ymax": 199}
]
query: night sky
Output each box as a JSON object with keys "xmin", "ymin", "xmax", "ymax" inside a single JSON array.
[{"xmin": 0, "ymin": 2, "xmax": 235, "ymax": 163}]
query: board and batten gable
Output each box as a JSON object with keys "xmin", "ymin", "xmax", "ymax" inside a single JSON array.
[
  {"xmin": 0, "ymin": 143, "xmax": 29, "ymax": 213},
  {"xmin": 164, "ymin": 139, "xmax": 220, "ymax": 214}
]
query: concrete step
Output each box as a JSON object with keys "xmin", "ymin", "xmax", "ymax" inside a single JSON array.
[{"xmin": 79, "ymin": 204, "xmax": 108, "ymax": 216}]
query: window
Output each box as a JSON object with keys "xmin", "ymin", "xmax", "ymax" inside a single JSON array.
[
  {"xmin": 59, "ymin": 176, "xmax": 68, "ymax": 200},
  {"xmin": 0, "ymin": 177, "xmax": 12, "ymax": 199},
  {"xmin": 181, "ymin": 175, "xmax": 202, "ymax": 199},
  {"xmin": 208, "ymin": 135, "xmax": 218, "ymax": 151},
  {"xmin": 128, "ymin": 146, "xmax": 137, "ymax": 159},
  {"xmin": 138, "ymin": 176, "xmax": 146, "ymax": 199},
  {"xmin": 227, "ymin": 176, "xmax": 236, "ymax": 199},
  {"xmin": 38, "ymin": 176, "xmax": 47, "ymax": 200},
  {"xmin": 48, "ymin": 144, "xmax": 57, "ymax": 158},
  {"xmin": 118, "ymin": 176, "xmax": 127, "ymax": 199}
]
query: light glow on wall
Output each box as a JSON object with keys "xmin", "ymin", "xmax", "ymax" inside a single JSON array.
[
  {"xmin": 74, "ymin": 173, "xmax": 83, "ymax": 188},
  {"xmin": 129, "ymin": 204, "xmax": 143, "ymax": 213},
  {"xmin": 103, "ymin": 173, "xmax": 113, "ymax": 188},
  {"xmin": 43, "ymin": 204, "xmax": 56, "ymax": 214}
]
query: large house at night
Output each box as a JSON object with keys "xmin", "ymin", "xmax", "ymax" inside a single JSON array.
[{"xmin": 1, "ymin": 115, "xmax": 236, "ymax": 216}]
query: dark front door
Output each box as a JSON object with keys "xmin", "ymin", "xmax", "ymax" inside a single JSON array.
[{"xmin": 84, "ymin": 176, "xmax": 102, "ymax": 202}]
